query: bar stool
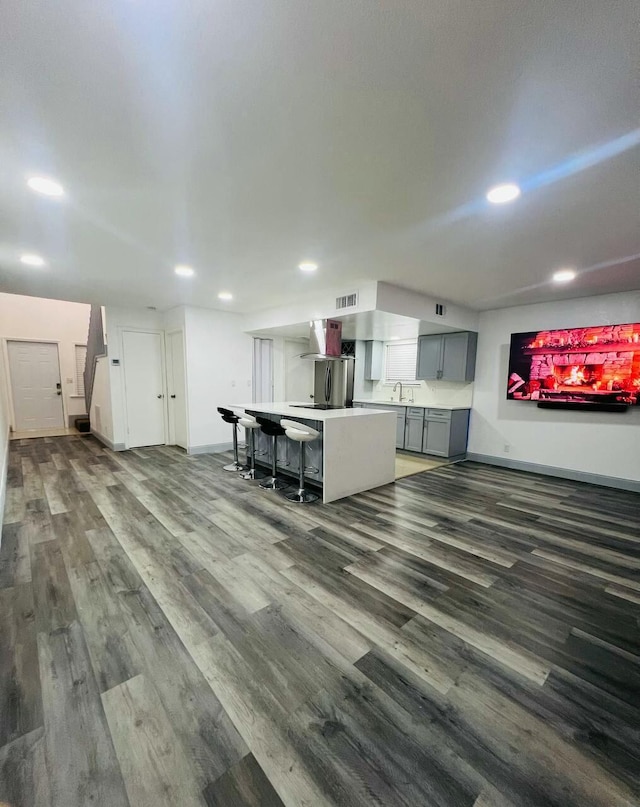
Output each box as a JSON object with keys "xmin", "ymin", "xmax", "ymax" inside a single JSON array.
[
  {"xmin": 216, "ymin": 407, "xmax": 246, "ymax": 472},
  {"xmin": 280, "ymin": 419, "xmax": 320, "ymax": 504},
  {"xmin": 239, "ymin": 413, "xmax": 268, "ymax": 481},
  {"xmin": 256, "ymin": 417, "xmax": 289, "ymax": 491}
]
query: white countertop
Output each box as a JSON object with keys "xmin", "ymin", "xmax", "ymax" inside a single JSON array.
[
  {"xmin": 231, "ymin": 402, "xmax": 396, "ymax": 421},
  {"xmin": 354, "ymin": 399, "xmax": 471, "ymax": 410}
]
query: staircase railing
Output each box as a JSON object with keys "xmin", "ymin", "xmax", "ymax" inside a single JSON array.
[{"xmin": 84, "ymin": 305, "xmax": 107, "ymax": 413}]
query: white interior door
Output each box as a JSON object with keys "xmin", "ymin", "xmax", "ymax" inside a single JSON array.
[
  {"xmin": 122, "ymin": 330, "xmax": 166, "ymax": 448},
  {"xmin": 253, "ymin": 338, "xmax": 274, "ymax": 403},
  {"xmin": 284, "ymin": 339, "xmax": 314, "ymax": 402},
  {"xmin": 167, "ymin": 330, "xmax": 188, "ymax": 449},
  {"xmin": 7, "ymin": 341, "xmax": 64, "ymax": 430}
]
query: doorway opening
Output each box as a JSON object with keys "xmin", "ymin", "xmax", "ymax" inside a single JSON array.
[{"xmin": 253, "ymin": 338, "xmax": 274, "ymax": 404}]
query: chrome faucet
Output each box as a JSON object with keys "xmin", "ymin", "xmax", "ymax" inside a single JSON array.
[{"xmin": 393, "ymin": 381, "xmax": 404, "ymax": 402}]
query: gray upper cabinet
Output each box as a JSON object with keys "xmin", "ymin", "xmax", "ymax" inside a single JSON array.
[
  {"xmin": 416, "ymin": 335, "xmax": 442, "ymax": 380},
  {"xmin": 416, "ymin": 331, "xmax": 477, "ymax": 382},
  {"xmin": 364, "ymin": 340, "xmax": 384, "ymax": 381},
  {"xmin": 441, "ymin": 332, "xmax": 477, "ymax": 381}
]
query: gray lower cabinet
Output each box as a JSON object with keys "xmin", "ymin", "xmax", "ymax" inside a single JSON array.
[
  {"xmin": 404, "ymin": 411, "xmax": 424, "ymax": 452},
  {"xmin": 422, "ymin": 409, "xmax": 470, "ymax": 457},
  {"xmin": 395, "ymin": 410, "xmax": 406, "ymax": 449},
  {"xmin": 357, "ymin": 402, "xmax": 470, "ymax": 457},
  {"xmin": 422, "ymin": 418, "xmax": 450, "ymax": 456}
]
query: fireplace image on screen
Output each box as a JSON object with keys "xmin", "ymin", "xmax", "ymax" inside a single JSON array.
[{"xmin": 507, "ymin": 322, "xmax": 640, "ymax": 407}]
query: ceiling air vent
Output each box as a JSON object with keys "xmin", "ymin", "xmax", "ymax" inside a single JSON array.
[
  {"xmin": 435, "ymin": 303, "xmax": 446, "ymax": 316},
  {"xmin": 336, "ymin": 292, "xmax": 358, "ymax": 310}
]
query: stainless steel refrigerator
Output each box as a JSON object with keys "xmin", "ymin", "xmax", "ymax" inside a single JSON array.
[{"xmin": 313, "ymin": 359, "xmax": 355, "ymax": 407}]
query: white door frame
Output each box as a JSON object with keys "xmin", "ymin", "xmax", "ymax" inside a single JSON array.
[
  {"xmin": 165, "ymin": 328, "xmax": 190, "ymax": 448},
  {"xmin": 2, "ymin": 337, "xmax": 68, "ymax": 430},
  {"xmin": 120, "ymin": 327, "xmax": 169, "ymax": 449}
]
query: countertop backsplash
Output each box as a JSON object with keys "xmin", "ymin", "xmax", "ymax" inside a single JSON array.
[{"xmin": 363, "ymin": 380, "xmax": 474, "ymax": 408}]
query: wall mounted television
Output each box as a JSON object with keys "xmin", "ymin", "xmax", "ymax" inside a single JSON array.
[{"xmin": 507, "ymin": 322, "xmax": 640, "ymax": 410}]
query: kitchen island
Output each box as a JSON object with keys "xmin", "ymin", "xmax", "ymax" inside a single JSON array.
[{"xmin": 232, "ymin": 402, "xmax": 396, "ymax": 503}]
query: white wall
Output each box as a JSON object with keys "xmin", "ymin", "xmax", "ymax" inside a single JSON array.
[
  {"xmin": 163, "ymin": 305, "xmax": 186, "ymax": 333},
  {"xmin": 183, "ymin": 306, "xmax": 253, "ymax": 451},
  {"xmin": 353, "ymin": 337, "xmax": 474, "ymax": 407},
  {"xmin": 368, "ymin": 378, "xmax": 474, "ymax": 407},
  {"xmin": 244, "ymin": 281, "xmax": 379, "ymax": 334},
  {"xmin": 376, "ymin": 282, "xmax": 479, "ymax": 333},
  {"xmin": 0, "ymin": 293, "xmax": 90, "ymax": 428},
  {"xmin": 89, "ymin": 355, "xmax": 114, "ymax": 446},
  {"xmin": 469, "ymin": 290, "xmax": 640, "ymax": 486},
  {"xmin": 99, "ymin": 304, "xmax": 252, "ymax": 453},
  {"xmin": 244, "ymin": 280, "xmax": 479, "ymax": 337}
]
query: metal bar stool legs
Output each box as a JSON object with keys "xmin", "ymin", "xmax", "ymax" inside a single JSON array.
[
  {"xmin": 259, "ymin": 432, "xmax": 289, "ymax": 490},
  {"xmin": 239, "ymin": 416, "xmax": 267, "ymax": 481},
  {"xmin": 286, "ymin": 440, "xmax": 319, "ymax": 503},
  {"xmin": 280, "ymin": 419, "xmax": 320, "ymax": 504},
  {"xmin": 217, "ymin": 407, "xmax": 246, "ymax": 472}
]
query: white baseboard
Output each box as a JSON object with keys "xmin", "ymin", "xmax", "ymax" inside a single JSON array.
[
  {"xmin": 187, "ymin": 442, "xmax": 233, "ymax": 455},
  {"xmin": 465, "ymin": 452, "xmax": 640, "ymax": 493},
  {"xmin": 91, "ymin": 429, "xmax": 126, "ymax": 452}
]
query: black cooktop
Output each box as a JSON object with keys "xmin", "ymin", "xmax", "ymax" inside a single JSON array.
[{"xmin": 289, "ymin": 404, "xmax": 350, "ymax": 410}]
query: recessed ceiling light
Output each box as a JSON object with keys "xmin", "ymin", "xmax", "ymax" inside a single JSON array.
[
  {"xmin": 298, "ymin": 262, "xmax": 318, "ymax": 272},
  {"xmin": 26, "ymin": 175, "xmax": 65, "ymax": 197},
  {"xmin": 389, "ymin": 336, "xmax": 401, "ymax": 340},
  {"xmin": 486, "ymin": 183, "xmax": 521, "ymax": 204},
  {"xmin": 174, "ymin": 264, "xmax": 195, "ymax": 277},
  {"xmin": 20, "ymin": 253, "xmax": 46, "ymax": 267},
  {"xmin": 552, "ymin": 268, "xmax": 577, "ymax": 283},
  {"xmin": 218, "ymin": 292, "xmax": 233, "ymax": 301}
]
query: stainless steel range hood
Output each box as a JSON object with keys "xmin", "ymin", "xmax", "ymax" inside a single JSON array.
[{"xmin": 300, "ymin": 319, "xmax": 348, "ymax": 360}]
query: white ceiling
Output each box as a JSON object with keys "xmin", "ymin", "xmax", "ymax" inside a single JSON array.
[{"xmin": 0, "ymin": 1, "xmax": 638, "ymax": 313}]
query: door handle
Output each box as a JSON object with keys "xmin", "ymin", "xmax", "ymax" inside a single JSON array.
[
  {"xmin": 56, "ymin": 391, "xmax": 62, "ymax": 396},
  {"xmin": 170, "ymin": 394, "xmax": 176, "ymax": 399},
  {"xmin": 157, "ymin": 394, "xmax": 164, "ymax": 399}
]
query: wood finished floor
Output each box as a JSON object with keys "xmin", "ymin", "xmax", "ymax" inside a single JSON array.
[{"xmin": 1, "ymin": 435, "xmax": 639, "ymax": 807}]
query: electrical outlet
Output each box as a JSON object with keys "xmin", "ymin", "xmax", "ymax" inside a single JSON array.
[{"xmin": 504, "ymin": 443, "xmax": 510, "ymax": 453}]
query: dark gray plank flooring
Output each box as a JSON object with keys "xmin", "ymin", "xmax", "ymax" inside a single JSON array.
[{"xmin": 1, "ymin": 434, "xmax": 639, "ymax": 806}]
